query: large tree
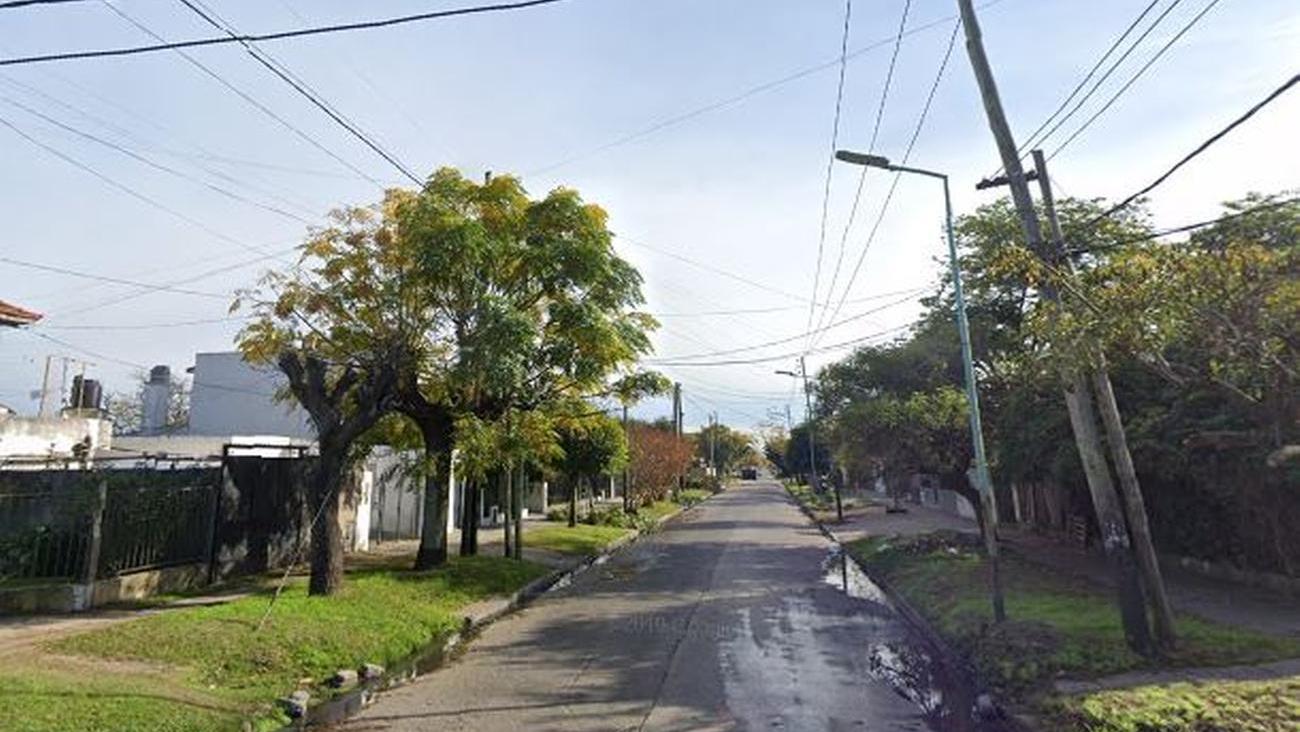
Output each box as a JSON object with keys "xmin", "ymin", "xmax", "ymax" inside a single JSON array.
[
  {"xmin": 236, "ymin": 205, "xmax": 412, "ymax": 594},
  {"xmin": 553, "ymin": 413, "xmax": 628, "ymax": 526},
  {"xmin": 386, "ymin": 169, "xmax": 655, "ymax": 568}
]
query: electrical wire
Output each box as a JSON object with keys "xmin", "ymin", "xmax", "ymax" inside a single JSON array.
[
  {"xmin": 1073, "ymin": 195, "xmax": 1300, "ymax": 255},
  {"xmin": 1046, "ymin": 0, "xmax": 1225, "ymax": 161},
  {"xmin": 649, "ymin": 323, "xmax": 911, "ymax": 368},
  {"xmin": 0, "ymin": 0, "xmax": 87, "ymax": 9},
  {"xmin": 810, "ymin": 20, "xmax": 959, "ymax": 349},
  {"xmin": 988, "ymin": 0, "xmax": 1171, "ymax": 177},
  {"xmin": 0, "ymin": 257, "xmax": 229, "ymax": 299},
  {"xmin": 648, "ymin": 288, "xmax": 923, "ymax": 363},
  {"xmin": 1, "ymin": 94, "xmax": 314, "ymax": 224},
  {"xmin": 619, "ymin": 235, "xmax": 812, "ymax": 303},
  {"xmin": 527, "ymin": 0, "xmax": 1012, "ymax": 177},
  {"xmin": 0, "ymin": 113, "xmax": 272, "ymax": 258},
  {"xmin": 806, "ymin": 0, "xmax": 855, "ymax": 356},
  {"xmin": 98, "ymin": 1, "xmax": 385, "ymax": 188},
  {"xmin": 813, "ymin": 0, "xmax": 913, "ymax": 346},
  {"xmin": 177, "ymin": 0, "xmax": 420, "ymax": 185},
  {"xmin": 1089, "ymin": 72, "xmax": 1299, "ymax": 224},
  {"xmin": 0, "ymin": 0, "xmax": 574, "ymax": 67}
]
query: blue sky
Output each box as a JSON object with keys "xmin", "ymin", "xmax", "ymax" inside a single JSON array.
[{"xmin": 1, "ymin": 0, "xmax": 1297, "ymax": 430}]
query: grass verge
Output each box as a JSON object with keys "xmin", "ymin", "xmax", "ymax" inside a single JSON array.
[
  {"xmin": 1047, "ymin": 675, "xmax": 1300, "ymax": 732},
  {"xmin": 846, "ymin": 532, "xmax": 1300, "ymax": 731},
  {"xmin": 3, "ymin": 555, "xmax": 546, "ymax": 731},
  {"xmin": 526, "ymin": 523, "xmax": 631, "ymax": 555}
]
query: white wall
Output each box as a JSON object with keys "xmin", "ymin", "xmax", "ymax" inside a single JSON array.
[
  {"xmin": 0, "ymin": 415, "xmax": 111, "ymax": 458},
  {"xmin": 188, "ymin": 352, "xmax": 313, "ymax": 439}
]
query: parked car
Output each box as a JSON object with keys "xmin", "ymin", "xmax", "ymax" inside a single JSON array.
[{"xmin": 740, "ymin": 467, "xmax": 758, "ymax": 480}]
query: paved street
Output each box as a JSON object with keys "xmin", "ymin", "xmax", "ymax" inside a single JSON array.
[{"xmin": 337, "ymin": 481, "xmax": 962, "ymax": 732}]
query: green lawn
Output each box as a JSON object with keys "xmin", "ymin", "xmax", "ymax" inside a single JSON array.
[
  {"xmin": 3, "ymin": 555, "xmax": 547, "ymax": 731},
  {"xmin": 526, "ymin": 523, "xmax": 631, "ymax": 555},
  {"xmin": 846, "ymin": 532, "xmax": 1300, "ymax": 727},
  {"xmin": 1049, "ymin": 675, "xmax": 1300, "ymax": 732}
]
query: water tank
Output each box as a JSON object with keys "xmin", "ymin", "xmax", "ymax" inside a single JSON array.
[{"xmin": 70, "ymin": 376, "xmax": 102, "ymax": 410}]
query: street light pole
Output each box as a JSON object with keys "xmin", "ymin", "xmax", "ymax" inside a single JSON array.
[{"xmin": 833, "ymin": 149, "xmax": 1005, "ymax": 621}]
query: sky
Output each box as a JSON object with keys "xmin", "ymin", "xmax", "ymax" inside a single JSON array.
[{"xmin": 1, "ymin": 0, "xmax": 1297, "ymax": 432}]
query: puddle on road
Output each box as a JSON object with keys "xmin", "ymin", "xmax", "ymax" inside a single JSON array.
[{"xmin": 820, "ymin": 550, "xmax": 1013, "ymax": 732}]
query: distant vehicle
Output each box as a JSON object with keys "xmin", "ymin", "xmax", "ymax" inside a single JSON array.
[{"xmin": 740, "ymin": 467, "xmax": 758, "ymax": 480}]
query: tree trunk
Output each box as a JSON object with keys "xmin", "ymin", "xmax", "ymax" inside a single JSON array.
[
  {"xmin": 460, "ymin": 479, "xmax": 477, "ymax": 556},
  {"xmin": 502, "ymin": 466, "xmax": 513, "ymax": 558},
  {"xmin": 414, "ymin": 436, "xmax": 452, "ymax": 570},
  {"xmin": 568, "ymin": 476, "xmax": 579, "ymax": 527},
  {"xmin": 308, "ymin": 454, "xmax": 345, "ymax": 596},
  {"xmin": 1091, "ymin": 363, "xmax": 1177, "ymax": 651},
  {"xmin": 1061, "ymin": 370, "xmax": 1154, "ymax": 656},
  {"xmin": 513, "ymin": 461, "xmax": 525, "ymax": 560}
]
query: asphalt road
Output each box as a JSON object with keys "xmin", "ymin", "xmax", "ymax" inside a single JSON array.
[{"xmin": 337, "ymin": 480, "xmax": 960, "ymax": 732}]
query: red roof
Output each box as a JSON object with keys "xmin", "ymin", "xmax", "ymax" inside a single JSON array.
[{"xmin": 0, "ymin": 299, "xmax": 42, "ymax": 327}]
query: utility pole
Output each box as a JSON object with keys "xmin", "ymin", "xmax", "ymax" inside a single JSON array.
[
  {"xmin": 798, "ymin": 357, "xmax": 821, "ymax": 495},
  {"xmin": 709, "ymin": 412, "xmax": 717, "ymax": 477},
  {"xmin": 1032, "ymin": 150, "xmax": 1176, "ymax": 649},
  {"xmin": 957, "ymin": 0, "xmax": 1152, "ymax": 652},
  {"xmin": 622, "ymin": 403, "xmax": 632, "ymax": 513}
]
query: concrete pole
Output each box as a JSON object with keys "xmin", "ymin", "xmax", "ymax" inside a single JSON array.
[
  {"xmin": 956, "ymin": 0, "xmax": 1152, "ymax": 652},
  {"xmin": 1033, "ymin": 149, "xmax": 1177, "ymax": 650},
  {"xmin": 942, "ymin": 173, "xmax": 1005, "ymax": 621}
]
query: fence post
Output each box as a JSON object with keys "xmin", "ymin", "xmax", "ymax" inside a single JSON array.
[{"xmin": 75, "ymin": 479, "xmax": 107, "ymax": 611}]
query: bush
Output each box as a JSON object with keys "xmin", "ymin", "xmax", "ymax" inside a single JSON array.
[
  {"xmin": 675, "ymin": 489, "xmax": 710, "ymax": 507},
  {"xmin": 545, "ymin": 506, "xmax": 571, "ymax": 523}
]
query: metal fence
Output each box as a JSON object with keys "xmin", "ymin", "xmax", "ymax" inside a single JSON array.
[
  {"xmin": 1, "ymin": 471, "xmax": 218, "ymax": 585},
  {"xmin": 98, "ymin": 482, "xmax": 215, "ymax": 578},
  {"xmin": 0, "ymin": 490, "xmax": 90, "ymax": 582}
]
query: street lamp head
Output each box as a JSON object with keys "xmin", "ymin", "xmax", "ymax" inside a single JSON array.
[
  {"xmin": 835, "ymin": 150, "xmax": 892, "ymax": 169},
  {"xmin": 774, "ymin": 369, "xmax": 798, "ymax": 378}
]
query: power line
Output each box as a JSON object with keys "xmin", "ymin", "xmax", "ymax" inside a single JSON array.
[
  {"xmin": 176, "ymin": 0, "xmax": 421, "ymax": 185},
  {"xmin": 1071, "ymin": 195, "xmax": 1300, "ymax": 255},
  {"xmin": 0, "ymin": 71, "xmax": 327, "ymax": 220},
  {"xmin": 527, "ymin": 0, "xmax": 1012, "ymax": 177},
  {"xmin": 648, "ymin": 289, "xmax": 922, "ymax": 363},
  {"xmin": 1090, "ymin": 72, "xmax": 1300, "ymax": 223},
  {"xmin": 1046, "ymin": 0, "xmax": 1224, "ymax": 161},
  {"xmin": 39, "ymin": 244, "xmax": 299, "ymax": 320},
  {"xmin": 0, "ymin": 0, "xmax": 574, "ymax": 67},
  {"xmin": 0, "ymin": 257, "xmax": 229, "ymax": 299},
  {"xmin": 811, "ymin": 20, "xmax": 959, "ymax": 349},
  {"xmin": 647, "ymin": 286, "xmax": 928, "ymax": 317},
  {"xmin": 806, "ymin": 0, "xmax": 855, "ymax": 357},
  {"xmin": 648, "ymin": 323, "xmax": 911, "ymax": 368},
  {"xmin": 41, "ymin": 315, "xmax": 248, "ymax": 331},
  {"xmin": 98, "ymin": 1, "xmax": 385, "ymax": 187},
  {"xmin": 1, "ymin": 94, "xmax": 313, "ymax": 224},
  {"xmin": 0, "ymin": 0, "xmax": 87, "ymax": 9},
  {"xmin": 0, "ymin": 113, "xmax": 270, "ymax": 257},
  {"xmin": 990, "ymin": 0, "xmax": 1173, "ymax": 177},
  {"xmin": 619, "ymin": 235, "xmax": 812, "ymax": 303},
  {"xmin": 814, "ymin": 0, "xmax": 914, "ymax": 345}
]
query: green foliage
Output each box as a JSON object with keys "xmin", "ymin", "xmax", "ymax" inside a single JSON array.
[
  {"xmin": 553, "ymin": 413, "xmax": 629, "ymax": 480},
  {"xmin": 525, "ymin": 524, "xmax": 630, "ymax": 555},
  {"xmin": 695, "ymin": 423, "xmax": 756, "ymax": 475},
  {"xmin": 1049, "ymin": 675, "xmax": 1300, "ymax": 732}
]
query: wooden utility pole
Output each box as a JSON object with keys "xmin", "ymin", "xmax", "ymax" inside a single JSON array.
[
  {"xmin": 1033, "ymin": 150, "xmax": 1176, "ymax": 650},
  {"xmin": 956, "ymin": 0, "xmax": 1153, "ymax": 653}
]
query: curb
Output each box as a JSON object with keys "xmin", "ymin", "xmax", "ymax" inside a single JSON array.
[
  {"xmin": 782, "ymin": 485, "xmax": 1033, "ymax": 732},
  {"xmin": 284, "ymin": 493, "xmax": 714, "ymax": 729}
]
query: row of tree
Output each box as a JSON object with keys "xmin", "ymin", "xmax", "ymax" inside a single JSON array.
[{"xmin": 780, "ymin": 192, "xmax": 1297, "ymax": 655}]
